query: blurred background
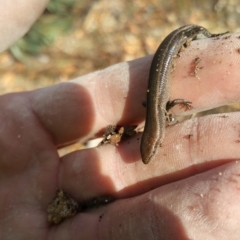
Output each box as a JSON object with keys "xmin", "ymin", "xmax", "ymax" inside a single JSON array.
[{"xmin": 1, "ymin": 0, "xmax": 240, "ymax": 94}]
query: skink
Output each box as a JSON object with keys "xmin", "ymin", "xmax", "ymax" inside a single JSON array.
[{"xmin": 140, "ymin": 25, "xmax": 227, "ymax": 164}]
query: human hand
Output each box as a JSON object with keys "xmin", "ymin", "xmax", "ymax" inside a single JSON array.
[
  {"xmin": 1, "ymin": 32, "xmax": 240, "ymax": 239},
  {"xmin": 0, "ymin": 0, "xmax": 49, "ymax": 52}
]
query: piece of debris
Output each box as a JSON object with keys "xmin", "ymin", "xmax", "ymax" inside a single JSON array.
[{"xmin": 47, "ymin": 189, "xmax": 79, "ymax": 224}]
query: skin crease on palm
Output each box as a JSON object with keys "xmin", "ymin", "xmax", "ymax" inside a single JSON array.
[{"xmin": 2, "ymin": 1, "xmax": 240, "ymax": 240}]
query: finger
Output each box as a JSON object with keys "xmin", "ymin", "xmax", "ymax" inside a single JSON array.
[
  {"xmin": 31, "ymin": 33, "xmax": 240, "ymax": 146},
  {"xmin": 52, "ymin": 161, "xmax": 240, "ymax": 240},
  {"xmin": 171, "ymin": 32, "xmax": 240, "ymax": 114},
  {"xmin": 30, "ymin": 83, "xmax": 95, "ymax": 145},
  {"xmin": 59, "ymin": 111, "xmax": 240, "ymax": 200},
  {"xmin": 0, "ymin": 0, "xmax": 49, "ymax": 52},
  {"xmin": 73, "ymin": 32, "xmax": 240, "ymax": 127},
  {"xmin": 30, "ymin": 57, "xmax": 151, "ymax": 146}
]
